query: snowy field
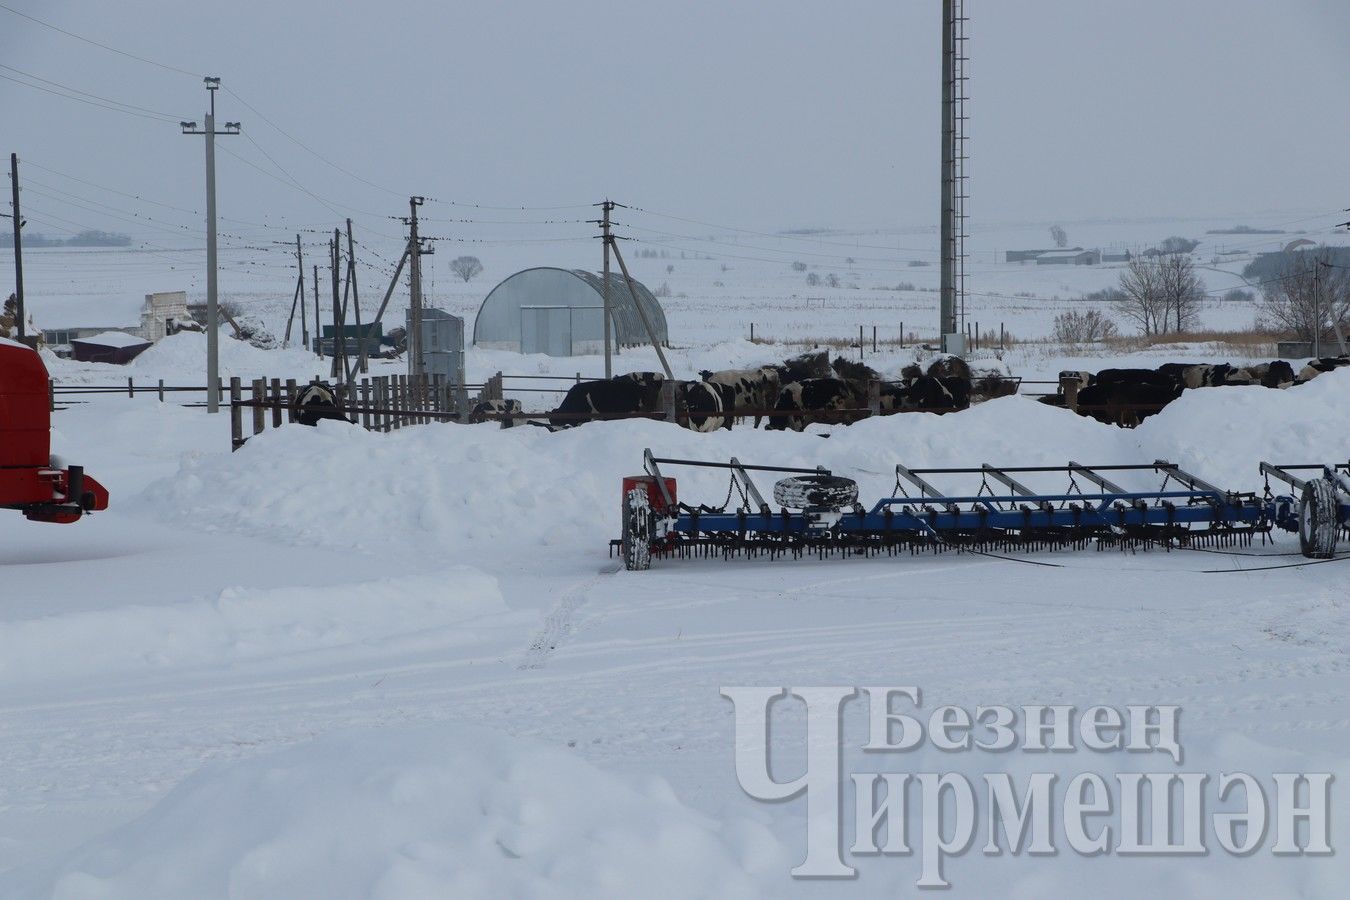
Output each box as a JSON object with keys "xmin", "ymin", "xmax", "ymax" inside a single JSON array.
[{"xmin": 2, "ymin": 217, "xmax": 1350, "ymax": 898}]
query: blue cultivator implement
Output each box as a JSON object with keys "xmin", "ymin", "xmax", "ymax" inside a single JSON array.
[{"xmin": 615, "ymin": 450, "xmax": 1350, "ymax": 570}]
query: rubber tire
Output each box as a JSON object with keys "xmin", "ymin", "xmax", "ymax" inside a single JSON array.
[
  {"xmin": 622, "ymin": 487, "xmax": 654, "ymax": 570},
  {"xmin": 773, "ymin": 475, "xmax": 859, "ymax": 510},
  {"xmin": 1299, "ymin": 478, "xmax": 1340, "ymax": 560}
]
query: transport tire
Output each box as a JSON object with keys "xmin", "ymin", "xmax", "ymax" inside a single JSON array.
[
  {"xmin": 1299, "ymin": 477, "xmax": 1340, "ymax": 560},
  {"xmin": 622, "ymin": 487, "xmax": 654, "ymax": 570},
  {"xmin": 773, "ymin": 475, "xmax": 859, "ymax": 510}
]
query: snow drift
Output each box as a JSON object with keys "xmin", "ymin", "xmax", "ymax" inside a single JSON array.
[{"xmin": 19, "ymin": 723, "xmax": 782, "ymax": 900}]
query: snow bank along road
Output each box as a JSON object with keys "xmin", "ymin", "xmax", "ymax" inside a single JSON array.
[{"xmin": 1, "ymin": 371, "xmax": 1348, "ymax": 897}]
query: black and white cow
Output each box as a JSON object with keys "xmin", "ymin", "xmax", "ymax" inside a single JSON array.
[
  {"xmin": 1297, "ymin": 355, "xmax": 1350, "ymax": 383},
  {"xmin": 549, "ymin": 373, "xmax": 664, "ymax": 428},
  {"xmin": 778, "ymin": 349, "xmax": 833, "ymax": 384},
  {"xmin": 292, "ymin": 381, "xmax": 351, "ymax": 426},
  {"xmin": 699, "ymin": 365, "xmax": 780, "ymax": 429},
  {"xmin": 766, "ymin": 378, "xmax": 865, "ymax": 431},
  {"xmin": 548, "ymin": 372, "xmax": 724, "ymax": 432},
  {"xmin": 469, "ymin": 398, "xmax": 523, "ymax": 427}
]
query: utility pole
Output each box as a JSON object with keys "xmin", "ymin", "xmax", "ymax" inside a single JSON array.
[
  {"xmin": 8, "ymin": 154, "xmax": 25, "ymax": 340},
  {"xmin": 330, "ymin": 231, "xmax": 346, "ymax": 381},
  {"xmin": 405, "ymin": 196, "xmax": 428, "ymax": 380},
  {"xmin": 180, "ymin": 77, "xmax": 240, "ymax": 413},
  {"xmin": 345, "ymin": 219, "xmax": 366, "ymax": 374},
  {"xmin": 590, "ymin": 199, "xmax": 617, "ymax": 378},
  {"xmin": 604, "ymin": 220, "xmax": 673, "ymax": 380},
  {"xmin": 297, "ymin": 235, "xmax": 308, "ymax": 349},
  {"xmin": 939, "ymin": 0, "xmax": 968, "ymax": 354},
  {"xmin": 281, "ymin": 234, "xmax": 305, "ymax": 348},
  {"xmin": 312, "ymin": 263, "xmax": 322, "ymax": 359}
]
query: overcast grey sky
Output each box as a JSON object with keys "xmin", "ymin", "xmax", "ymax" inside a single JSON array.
[{"xmin": 3, "ymin": 0, "xmax": 1349, "ymax": 244}]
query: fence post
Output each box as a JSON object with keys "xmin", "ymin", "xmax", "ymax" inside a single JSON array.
[
  {"xmin": 859, "ymin": 325, "xmax": 864, "ymax": 360},
  {"xmin": 49, "ymin": 380, "xmax": 55, "ymax": 412},
  {"xmin": 251, "ymin": 379, "xmax": 266, "ymax": 436},
  {"xmin": 127, "ymin": 377, "xmax": 134, "ymax": 398},
  {"xmin": 872, "ymin": 325, "xmax": 877, "ymax": 353},
  {"xmin": 230, "ymin": 377, "xmax": 243, "ymax": 450},
  {"xmin": 661, "ymin": 379, "xmax": 678, "ymax": 424},
  {"xmin": 750, "ymin": 322, "xmax": 754, "ymax": 342},
  {"xmin": 900, "ymin": 322, "xmax": 905, "ymax": 349},
  {"xmin": 1000, "ymin": 323, "xmax": 1005, "ymax": 351},
  {"xmin": 359, "ymin": 380, "xmax": 371, "ymax": 430},
  {"xmin": 1060, "ymin": 375, "xmax": 1080, "ymax": 414},
  {"xmin": 868, "ymin": 380, "xmax": 881, "ymax": 417},
  {"xmin": 285, "ymin": 379, "xmax": 298, "ymax": 423},
  {"xmin": 157, "ymin": 379, "xmax": 165, "ymax": 402},
  {"xmin": 270, "ymin": 378, "xmax": 283, "ymax": 428}
]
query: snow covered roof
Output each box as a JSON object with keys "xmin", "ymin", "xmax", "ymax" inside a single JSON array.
[
  {"xmin": 0, "ymin": 335, "xmax": 33, "ymax": 351},
  {"xmin": 69, "ymin": 331, "xmax": 151, "ymax": 348}
]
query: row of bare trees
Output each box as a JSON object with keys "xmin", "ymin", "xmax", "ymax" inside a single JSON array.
[{"xmin": 1112, "ymin": 254, "xmax": 1205, "ymax": 336}]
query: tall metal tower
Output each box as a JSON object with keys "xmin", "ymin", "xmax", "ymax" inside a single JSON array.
[{"xmin": 940, "ymin": 0, "xmax": 969, "ymax": 353}]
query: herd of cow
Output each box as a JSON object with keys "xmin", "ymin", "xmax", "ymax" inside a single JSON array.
[
  {"xmin": 469, "ymin": 350, "xmax": 1017, "ymax": 432},
  {"xmin": 1045, "ymin": 355, "xmax": 1350, "ymax": 426}
]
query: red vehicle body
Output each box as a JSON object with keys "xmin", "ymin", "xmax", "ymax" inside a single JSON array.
[{"xmin": 0, "ymin": 338, "xmax": 109, "ymax": 523}]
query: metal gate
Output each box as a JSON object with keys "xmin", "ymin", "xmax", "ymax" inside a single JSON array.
[{"xmin": 409, "ymin": 307, "xmax": 465, "ymax": 385}]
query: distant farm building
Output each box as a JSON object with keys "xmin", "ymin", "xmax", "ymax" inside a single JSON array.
[
  {"xmin": 1102, "ymin": 249, "xmax": 1132, "ymax": 263},
  {"xmin": 69, "ymin": 331, "xmax": 152, "ymax": 364},
  {"xmin": 1035, "ymin": 249, "xmax": 1102, "ymax": 266},
  {"xmin": 1005, "ymin": 248, "xmax": 1104, "ymax": 265},
  {"xmin": 472, "ymin": 267, "xmax": 668, "ymax": 356}
]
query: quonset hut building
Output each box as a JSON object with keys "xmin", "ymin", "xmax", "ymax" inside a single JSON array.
[{"xmin": 472, "ymin": 267, "xmax": 668, "ymax": 357}]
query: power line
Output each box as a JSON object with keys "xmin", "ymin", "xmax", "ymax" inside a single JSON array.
[
  {"xmin": 0, "ymin": 2, "xmax": 200, "ymax": 78},
  {"xmin": 0, "ymin": 71, "xmax": 178, "ymax": 123}
]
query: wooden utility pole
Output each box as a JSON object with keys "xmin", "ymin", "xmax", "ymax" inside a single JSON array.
[
  {"xmin": 591, "ymin": 199, "xmax": 617, "ymax": 378},
  {"xmin": 282, "ymin": 234, "xmax": 305, "ymax": 348},
  {"xmin": 406, "ymin": 196, "xmax": 426, "ymax": 380},
  {"xmin": 312, "ymin": 263, "xmax": 322, "ymax": 359},
  {"xmin": 330, "ymin": 231, "xmax": 349, "ymax": 381},
  {"xmin": 8, "ymin": 153, "xmax": 24, "ymax": 339},
  {"xmin": 345, "ymin": 218, "xmax": 366, "ymax": 373},
  {"xmin": 297, "ymin": 235, "xmax": 308, "ymax": 348}
]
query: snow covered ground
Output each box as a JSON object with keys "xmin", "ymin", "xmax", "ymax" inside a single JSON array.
[{"xmin": 2, "ymin": 222, "xmax": 1349, "ymax": 897}]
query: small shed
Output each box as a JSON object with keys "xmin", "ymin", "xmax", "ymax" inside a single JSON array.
[
  {"xmin": 473, "ymin": 267, "xmax": 668, "ymax": 356},
  {"xmin": 138, "ymin": 291, "xmax": 192, "ymax": 342},
  {"xmin": 69, "ymin": 331, "xmax": 152, "ymax": 364}
]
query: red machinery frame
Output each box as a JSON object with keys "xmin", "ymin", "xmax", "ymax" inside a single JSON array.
[{"xmin": 0, "ymin": 338, "xmax": 109, "ymax": 523}]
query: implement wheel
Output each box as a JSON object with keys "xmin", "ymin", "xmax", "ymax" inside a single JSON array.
[
  {"xmin": 622, "ymin": 487, "xmax": 655, "ymax": 571},
  {"xmin": 773, "ymin": 475, "xmax": 858, "ymax": 510},
  {"xmin": 1299, "ymin": 478, "xmax": 1340, "ymax": 560}
]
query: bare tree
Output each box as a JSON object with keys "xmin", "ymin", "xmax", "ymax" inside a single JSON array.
[
  {"xmin": 1050, "ymin": 225, "xmax": 1068, "ymax": 248},
  {"xmin": 1256, "ymin": 249, "xmax": 1350, "ymax": 343},
  {"xmin": 825, "ymin": 273, "xmax": 840, "ymax": 288},
  {"xmin": 1113, "ymin": 255, "xmax": 1204, "ymax": 335},
  {"xmin": 805, "ymin": 272, "xmax": 821, "ymax": 287},
  {"xmin": 1052, "ymin": 309, "xmax": 1118, "ymax": 344},
  {"xmin": 0, "ymin": 294, "xmax": 17, "ymax": 339},
  {"xmin": 1114, "ymin": 256, "xmax": 1167, "ymax": 336},
  {"xmin": 1156, "ymin": 253, "xmax": 1205, "ymax": 333},
  {"xmin": 1158, "ymin": 236, "xmax": 1200, "ymax": 255},
  {"xmin": 449, "ymin": 256, "xmax": 483, "ymax": 282}
]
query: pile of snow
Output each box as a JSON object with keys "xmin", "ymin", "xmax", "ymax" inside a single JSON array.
[
  {"xmin": 0, "ymin": 568, "xmax": 510, "ymax": 686},
  {"xmin": 231, "ymin": 314, "xmax": 279, "ymax": 350},
  {"xmin": 14, "ymin": 724, "xmax": 782, "ymax": 900},
  {"xmin": 142, "ymin": 372, "xmax": 1350, "ymax": 562}
]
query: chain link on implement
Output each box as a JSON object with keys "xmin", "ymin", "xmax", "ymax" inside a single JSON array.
[{"xmin": 612, "ymin": 450, "xmax": 1350, "ymax": 570}]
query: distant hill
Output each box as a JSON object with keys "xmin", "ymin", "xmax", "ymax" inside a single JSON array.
[{"xmin": 0, "ymin": 229, "xmax": 132, "ymax": 248}]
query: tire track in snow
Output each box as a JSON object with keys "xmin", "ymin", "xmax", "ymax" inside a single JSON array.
[{"xmin": 519, "ymin": 564, "xmax": 621, "ymax": 669}]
